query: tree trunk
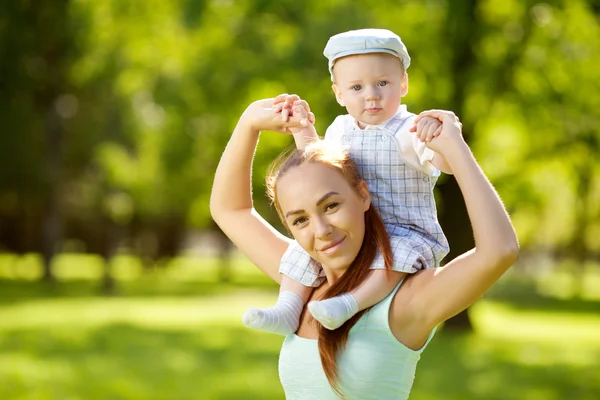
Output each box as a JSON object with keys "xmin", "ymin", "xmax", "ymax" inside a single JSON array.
[
  {"xmin": 437, "ymin": 176, "xmax": 474, "ymax": 331},
  {"xmin": 437, "ymin": 0, "xmax": 479, "ymax": 331},
  {"xmin": 100, "ymin": 219, "xmax": 121, "ymax": 295},
  {"xmin": 216, "ymin": 229, "xmax": 233, "ymax": 283},
  {"xmin": 37, "ymin": 0, "xmax": 71, "ymax": 283},
  {"xmin": 41, "ymin": 103, "xmax": 63, "ymax": 283}
]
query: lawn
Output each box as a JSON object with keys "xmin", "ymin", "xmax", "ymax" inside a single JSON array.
[{"xmin": 0, "ymin": 253, "xmax": 599, "ymax": 399}]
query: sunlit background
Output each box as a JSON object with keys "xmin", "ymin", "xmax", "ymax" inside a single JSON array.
[{"xmin": 1, "ymin": 0, "xmax": 599, "ymax": 399}]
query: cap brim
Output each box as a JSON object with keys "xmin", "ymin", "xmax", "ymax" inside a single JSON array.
[{"xmin": 328, "ymin": 48, "xmax": 403, "ymax": 74}]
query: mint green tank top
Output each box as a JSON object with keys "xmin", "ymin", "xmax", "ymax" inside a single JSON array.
[{"xmin": 278, "ymin": 280, "xmax": 436, "ymax": 399}]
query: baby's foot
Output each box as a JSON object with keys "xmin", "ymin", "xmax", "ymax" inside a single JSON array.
[
  {"xmin": 308, "ymin": 293, "xmax": 359, "ymax": 330},
  {"xmin": 242, "ymin": 291, "xmax": 304, "ymax": 335}
]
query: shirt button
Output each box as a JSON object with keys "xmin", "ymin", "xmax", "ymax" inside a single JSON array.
[
  {"xmin": 382, "ymin": 136, "xmax": 388, "ymax": 142},
  {"xmin": 423, "ymin": 176, "xmax": 429, "ymax": 183},
  {"xmin": 424, "ymin": 194, "xmax": 430, "ymax": 201}
]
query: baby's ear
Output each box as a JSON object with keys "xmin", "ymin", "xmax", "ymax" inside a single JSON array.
[
  {"xmin": 332, "ymin": 84, "xmax": 345, "ymax": 107},
  {"xmin": 400, "ymin": 73, "xmax": 409, "ymax": 97}
]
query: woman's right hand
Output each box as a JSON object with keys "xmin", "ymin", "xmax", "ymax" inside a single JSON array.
[{"xmin": 240, "ymin": 98, "xmax": 311, "ymax": 134}]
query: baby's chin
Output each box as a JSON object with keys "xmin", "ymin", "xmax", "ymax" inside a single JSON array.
[{"xmin": 356, "ymin": 116, "xmax": 388, "ymax": 128}]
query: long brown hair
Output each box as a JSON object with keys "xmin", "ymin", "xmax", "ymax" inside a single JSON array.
[{"xmin": 266, "ymin": 142, "xmax": 394, "ymax": 397}]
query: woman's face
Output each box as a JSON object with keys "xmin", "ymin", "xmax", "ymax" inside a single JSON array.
[{"xmin": 276, "ymin": 162, "xmax": 371, "ymax": 272}]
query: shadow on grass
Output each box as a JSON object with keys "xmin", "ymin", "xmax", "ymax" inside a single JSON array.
[
  {"xmin": 0, "ymin": 324, "xmax": 598, "ymax": 400},
  {"xmin": 413, "ymin": 331, "xmax": 600, "ymax": 400},
  {"xmin": 0, "ymin": 277, "xmax": 278, "ymax": 306}
]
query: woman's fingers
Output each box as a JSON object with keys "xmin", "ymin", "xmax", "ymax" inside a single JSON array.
[
  {"xmin": 293, "ymin": 99, "xmax": 311, "ymax": 112},
  {"xmin": 281, "ymin": 104, "xmax": 290, "ymax": 122},
  {"xmin": 272, "ymin": 93, "xmax": 289, "ymax": 105},
  {"xmin": 271, "ymin": 94, "xmax": 314, "ymax": 126},
  {"xmin": 414, "ymin": 109, "xmax": 458, "ymax": 125},
  {"xmin": 273, "ymin": 94, "xmax": 302, "ymax": 122}
]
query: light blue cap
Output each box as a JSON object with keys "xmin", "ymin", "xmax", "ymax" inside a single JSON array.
[{"xmin": 323, "ymin": 29, "xmax": 411, "ymax": 78}]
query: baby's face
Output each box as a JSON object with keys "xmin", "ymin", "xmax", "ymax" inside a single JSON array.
[{"xmin": 332, "ymin": 53, "xmax": 407, "ymax": 128}]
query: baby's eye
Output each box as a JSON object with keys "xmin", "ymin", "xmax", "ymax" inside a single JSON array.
[
  {"xmin": 293, "ymin": 216, "xmax": 308, "ymax": 226},
  {"xmin": 325, "ymin": 202, "xmax": 339, "ymax": 212},
  {"xmin": 378, "ymin": 80, "xmax": 389, "ymax": 87},
  {"xmin": 351, "ymin": 85, "xmax": 362, "ymax": 91}
]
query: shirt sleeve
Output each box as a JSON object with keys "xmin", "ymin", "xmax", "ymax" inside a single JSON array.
[
  {"xmin": 412, "ymin": 134, "xmax": 436, "ymax": 166},
  {"xmin": 323, "ymin": 115, "xmax": 346, "ymax": 145}
]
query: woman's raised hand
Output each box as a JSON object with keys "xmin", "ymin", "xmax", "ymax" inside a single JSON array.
[
  {"xmin": 410, "ymin": 110, "xmax": 465, "ymax": 155},
  {"xmin": 272, "ymin": 94, "xmax": 316, "ymax": 134},
  {"xmin": 239, "ymin": 96, "xmax": 314, "ymax": 135}
]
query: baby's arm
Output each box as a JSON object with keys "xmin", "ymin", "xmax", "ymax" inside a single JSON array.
[
  {"xmin": 273, "ymin": 94, "xmax": 320, "ymax": 149},
  {"xmin": 351, "ymin": 270, "xmax": 407, "ymax": 310},
  {"xmin": 281, "ymin": 275, "xmax": 312, "ymax": 302}
]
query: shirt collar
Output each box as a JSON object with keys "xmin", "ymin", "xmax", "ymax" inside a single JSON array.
[{"xmin": 354, "ymin": 104, "xmax": 408, "ymax": 130}]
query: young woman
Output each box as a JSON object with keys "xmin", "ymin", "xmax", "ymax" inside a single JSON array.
[{"xmin": 210, "ymin": 98, "xmax": 519, "ymax": 399}]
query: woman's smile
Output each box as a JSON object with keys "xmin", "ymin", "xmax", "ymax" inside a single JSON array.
[{"xmin": 318, "ymin": 236, "xmax": 346, "ymax": 255}]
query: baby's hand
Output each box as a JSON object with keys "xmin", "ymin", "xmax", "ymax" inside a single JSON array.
[
  {"xmin": 411, "ymin": 116, "xmax": 442, "ymax": 143},
  {"xmin": 412, "ymin": 109, "xmax": 465, "ymax": 156},
  {"xmin": 273, "ymin": 94, "xmax": 315, "ymax": 134}
]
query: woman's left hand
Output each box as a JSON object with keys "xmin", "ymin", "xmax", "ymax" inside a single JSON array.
[{"xmin": 410, "ymin": 110, "xmax": 465, "ymax": 156}]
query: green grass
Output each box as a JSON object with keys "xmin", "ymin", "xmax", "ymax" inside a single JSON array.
[{"xmin": 0, "ymin": 254, "xmax": 599, "ymax": 399}]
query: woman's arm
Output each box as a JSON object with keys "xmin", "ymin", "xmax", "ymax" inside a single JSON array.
[
  {"xmin": 209, "ymin": 99, "xmax": 309, "ymax": 283},
  {"xmin": 397, "ymin": 110, "xmax": 519, "ymax": 331}
]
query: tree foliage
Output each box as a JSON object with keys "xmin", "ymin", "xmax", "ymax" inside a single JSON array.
[{"xmin": 1, "ymin": 1, "xmax": 598, "ymax": 285}]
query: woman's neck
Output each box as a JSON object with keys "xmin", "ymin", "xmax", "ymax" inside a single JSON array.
[{"xmin": 322, "ymin": 265, "xmax": 348, "ymax": 284}]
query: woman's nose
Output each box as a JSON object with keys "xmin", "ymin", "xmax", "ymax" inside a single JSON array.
[{"xmin": 314, "ymin": 216, "xmax": 333, "ymax": 239}]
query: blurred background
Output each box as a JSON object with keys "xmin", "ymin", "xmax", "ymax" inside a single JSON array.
[{"xmin": 1, "ymin": 0, "xmax": 599, "ymax": 399}]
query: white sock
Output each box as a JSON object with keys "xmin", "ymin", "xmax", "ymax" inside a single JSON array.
[
  {"xmin": 242, "ymin": 291, "xmax": 304, "ymax": 335},
  {"xmin": 308, "ymin": 293, "xmax": 359, "ymax": 330}
]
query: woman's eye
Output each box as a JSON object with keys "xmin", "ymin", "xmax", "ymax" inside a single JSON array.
[
  {"xmin": 293, "ymin": 217, "xmax": 308, "ymax": 226},
  {"xmin": 351, "ymin": 85, "xmax": 362, "ymax": 91},
  {"xmin": 378, "ymin": 80, "xmax": 388, "ymax": 87},
  {"xmin": 325, "ymin": 202, "xmax": 339, "ymax": 212}
]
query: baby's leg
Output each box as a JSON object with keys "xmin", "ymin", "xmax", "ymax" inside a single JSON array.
[
  {"xmin": 308, "ymin": 271, "xmax": 406, "ymax": 330},
  {"xmin": 352, "ymin": 269, "xmax": 406, "ymax": 309},
  {"xmin": 242, "ymin": 276, "xmax": 311, "ymax": 335}
]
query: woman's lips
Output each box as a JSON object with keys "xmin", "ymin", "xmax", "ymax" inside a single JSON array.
[{"xmin": 319, "ymin": 237, "xmax": 346, "ymax": 255}]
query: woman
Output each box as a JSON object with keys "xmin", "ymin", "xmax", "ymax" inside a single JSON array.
[{"xmin": 210, "ymin": 98, "xmax": 519, "ymax": 399}]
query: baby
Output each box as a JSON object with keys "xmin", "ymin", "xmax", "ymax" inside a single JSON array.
[{"xmin": 244, "ymin": 29, "xmax": 451, "ymax": 334}]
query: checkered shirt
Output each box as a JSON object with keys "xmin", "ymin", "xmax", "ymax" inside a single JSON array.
[{"xmin": 279, "ymin": 110, "xmax": 449, "ymax": 287}]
